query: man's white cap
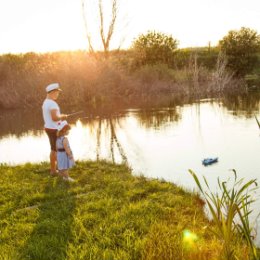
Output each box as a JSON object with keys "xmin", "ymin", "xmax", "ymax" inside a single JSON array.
[
  {"xmin": 46, "ymin": 83, "xmax": 62, "ymax": 93},
  {"xmin": 57, "ymin": 120, "xmax": 69, "ymax": 131}
]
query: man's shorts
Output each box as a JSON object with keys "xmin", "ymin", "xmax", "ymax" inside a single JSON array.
[{"xmin": 45, "ymin": 128, "xmax": 58, "ymax": 151}]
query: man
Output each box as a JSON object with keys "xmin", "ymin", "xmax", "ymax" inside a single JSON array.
[{"xmin": 42, "ymin": 83, "xmax": 67, "ymax": 176}]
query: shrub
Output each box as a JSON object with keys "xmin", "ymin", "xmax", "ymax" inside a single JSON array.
[
  {"xmin": 219, "ymin": 27, "xmax": 260, "ymax": 77},
  {"xmin": 131, "ymin": 31, "xmax": 178, "ymax": 67}
]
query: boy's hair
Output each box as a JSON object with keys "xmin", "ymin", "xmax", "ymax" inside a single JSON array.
[{"xmin": 57, "ymin": 124, "xmax": 71, "ymax": 137}]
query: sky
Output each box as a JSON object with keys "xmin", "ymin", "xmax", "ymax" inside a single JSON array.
[{"xmin": 0, "ymin": 0, "xmax": 259, "ymax": 54}]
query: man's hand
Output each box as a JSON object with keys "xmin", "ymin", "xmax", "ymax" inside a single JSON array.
[{"xmin": 60, "ymin": 114, "xmax": 68, "ymax": 120}]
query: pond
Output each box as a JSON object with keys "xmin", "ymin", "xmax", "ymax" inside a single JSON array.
[{"xmin": 1, "ymin": 95, "xmax": 260, "ymax": 245}]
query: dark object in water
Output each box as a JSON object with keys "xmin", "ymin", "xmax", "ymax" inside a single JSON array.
[{"xmin": 202, "ymin": 157, "xmax": 218, "ymax": 166}]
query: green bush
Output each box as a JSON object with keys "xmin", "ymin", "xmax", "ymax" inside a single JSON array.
[
  {"xmin": 219, "ymin": 27, "xmax": 260, "ymax": 76},
  {"xmin": 131, "ymin": 31, "xmax": 178, "ymax": 67},
  {"xmin": 175, "ymin": 47, "xmax": 219, "ymax": 70}
]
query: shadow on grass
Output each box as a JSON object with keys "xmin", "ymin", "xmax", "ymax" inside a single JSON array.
[{"xmin": 20, "ymin": 178, "xmax": 76, "ymax": 260}]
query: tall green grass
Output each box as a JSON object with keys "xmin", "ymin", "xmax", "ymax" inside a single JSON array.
[
  {"xmin": 189, "ymin": 169, "xmax": 259, "ymax": 260},
  {"xmin": 0, "ymin": 161, "xmax": 253, "ymax": 259}
]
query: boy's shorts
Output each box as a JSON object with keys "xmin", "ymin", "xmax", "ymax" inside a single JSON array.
[{"xmin": 45, "ymin": 128, "xmax": 58, "ymax": 151}]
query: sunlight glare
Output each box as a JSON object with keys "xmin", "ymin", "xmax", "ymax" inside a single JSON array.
[
  {"xmin": 183, "ymin": 229, "xmax": 198, "ymax": 248},
  {"xmin": 0, "ymin": 132, "xmax": 49, "ymax": 164}
]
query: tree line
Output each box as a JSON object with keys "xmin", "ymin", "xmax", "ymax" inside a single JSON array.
[
  {"xmin": 131, "ymin": 27, "xmax": 260, "ymax": 77},
  {"xmin": 0, "ymin": 27, "xmax": 259, "ymax": 110}
]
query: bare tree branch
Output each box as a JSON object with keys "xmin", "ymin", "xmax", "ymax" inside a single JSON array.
[
  {"xmin": 81, "ymin": 0, "xmax": 94, "ymax": 53},
  {"xmin": 81, "ymin": 0, "xmax": 120, "ymax": 55},
  {"xmin": 98, "ymin": 0, "xmax": 106, "ymax": 51},
  {"xmin": 106, "ymin": 0, "xmax": 117, "ymax": 51},
  {"xmin": 98, "ymin": 0, "xmax": 118, "ymax": 53}
]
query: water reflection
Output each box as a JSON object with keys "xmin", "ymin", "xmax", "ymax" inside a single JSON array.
[
  {"xmin": 0, "ymin": 109, "xmax": 44, "ymax": 137},
  {"xmin": 1, "ymin": 93, "xmax": 260, "ymax": 138},
  {"xmin": 133, "ymin": 107, "xmax": 180, "ymax": 129},
  {"xmin": 222, "ymin": 94, "xmax": 260, "ymax": 117},
  {"xmin": 0, "ymin": 105, "xmax": 182, "ymax": 168},
  {"xmin": 76, "ymin": 117, "xmax": 129, "ymax": 164}
]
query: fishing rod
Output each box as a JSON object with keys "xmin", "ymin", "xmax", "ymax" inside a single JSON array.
[
  {"xmin": 78, "ymin": 115, "xmax": 100, "ymax": 120},
  {"xmin": 66, "ymin": 111, "xmax": 84, "ymax": 118}
]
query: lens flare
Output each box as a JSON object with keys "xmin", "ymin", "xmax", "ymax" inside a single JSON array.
[{"xmin": 183, "ymin": 229, "xmax": 198, "ymax": 248}]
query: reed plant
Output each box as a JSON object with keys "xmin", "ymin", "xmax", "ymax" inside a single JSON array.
[
  {"xmin": 210, "ymin": 52, "xmax": 234, "ymax": 92},
  {"xmin": 189, "ymin": 169, "xmax": 259, "ymax": 260}
]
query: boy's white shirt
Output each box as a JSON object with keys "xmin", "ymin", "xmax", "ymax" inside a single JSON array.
[{"xmin": 42, "ymin": 99, "xmax": 61, "ymax": 129}]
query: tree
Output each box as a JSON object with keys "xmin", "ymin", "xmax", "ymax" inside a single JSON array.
[
  {"xmin": 81, "ymin": 0, "xmax": 124, "ymax": 53},
  {"xmin": 219, "ymin": 27, "xmax": 260, "ymax": 76},
  {"xmin": 131, "ymin": 31, "xmax": 178, "ymax": 66},
  {"xmin": 98, "ymin": 0, "xmax": 117, "ymax": 53},
  {"xmin": 81, "ymin": 0, "xmax": 94, "ymax": 53}
]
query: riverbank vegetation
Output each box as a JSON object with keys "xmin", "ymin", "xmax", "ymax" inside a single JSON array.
[
  {"xmin": 189, "ymin": 170, "xmax": 259, "ymax": 260},
  {"xmin": 0, "ymin": 161, "xmax": 257, "ymax": 260},
  {"xmin": 0, "ymin": 27, "xmax": 259, "ymax": 110}
]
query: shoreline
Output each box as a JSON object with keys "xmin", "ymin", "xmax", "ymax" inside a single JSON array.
[{"xmin": 0, "ymin": 160, "xmax": 255, "ymax": 259}]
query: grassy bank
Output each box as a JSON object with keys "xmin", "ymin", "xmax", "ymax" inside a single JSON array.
[{"xmin": 0, "ymin": 161, "xmax": 252, "ymax": 260}]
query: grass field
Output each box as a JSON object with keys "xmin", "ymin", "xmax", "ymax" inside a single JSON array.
[{"xmin": 0, "ymin": 161, "xmax": 253, "ymax": 260}]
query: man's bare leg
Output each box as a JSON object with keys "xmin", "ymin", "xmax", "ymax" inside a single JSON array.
[{"xmin": 50, "ymin": 150, "xmax": 57, "ymax": 174}]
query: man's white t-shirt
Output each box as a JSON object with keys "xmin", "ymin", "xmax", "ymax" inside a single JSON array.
[{"xmin": 42, "ymin": 99, "xmax": 61, "ymax": 129}]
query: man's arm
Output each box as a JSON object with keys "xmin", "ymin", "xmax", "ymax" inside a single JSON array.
[{"xmin": 51, "ymin": 109, "xmax": 67, "ymax": 121}]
